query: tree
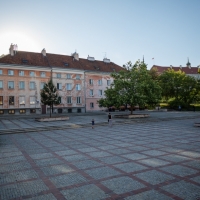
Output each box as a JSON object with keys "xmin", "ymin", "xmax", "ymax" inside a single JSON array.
[
  {"xmin": 98, "ymin": 86, "xmax": 121, "ymax": 109},
  {"xmin": 100, "ymin": 60, "xmax": 162, "ymax": 114},
  {"xmin": 159, "ymin": 69, "xmax": 200, "ymax": 108},
  {"xmin": 40, "ymin": 79, "xmax": 60, "ymax": 117},
  {"xmin": 149, "ymin": 67, "xmax": 159, "ymax": 81}
]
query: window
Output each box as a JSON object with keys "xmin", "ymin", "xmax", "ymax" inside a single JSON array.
[
  {"xmin": 30, "ymin": 109, "xmax": 36, "ymax": 113},
  {"xmin": 30, "ymin": 82, "xmax": 35, "ymax": 89},
  {"xmin": 40, "ymin": 72, "xmax": 46, "ymax": 77},
  {"xmin": 107, "ymin": 80, "xmax": 111, "ymax": 86},
  {"xmin": 8, "ymin": 70, "xmax": 14, "ymax": 76},
  {"xmin": 30, "ymin": 71, "xmax": 35, "ymax": 77},
  {"xmin": 0, "ymin": 80, "xmax": 3, "ymax": 89},
  {"xmin": 19, "ymin": 81, "xmax": 25, "ymax": 89},
  {"xmin": 67, "ymin": 74, "xmax": 71, "ymax": 79},
  {"xmin": 19, "ymin": 71, "xmax": 24, "ymax": 76},
  {"xmin": 58, "ymin": 97, "xmax": 62, "ymax": 103},
  {"xmin": 0, "ymin": 110, "xmax": 4, "ymax": 114},
  {"xmin": 98, "ymin": 90, "xmax": 103, "ymax": 96},
  {"xmin": 57, "ymin": 83, "xmax": 62, "ymax": 90},
  {"xmin": 9, "ymin": 96, "xmax": 14, "ymax": 105},
  {"xmin": 64, "ymin": 62, "xmax": 69, "ymax": 66},
  {"xmin": 22, "ymin": 59, "xmax": 28, "ymax": 63},
  {"xmin": 19, "ymin": 96, "xmax": 25, "ymax": 105},
  {"xmin": 90, "ymin": 102, "xmax": 94, "ymax": 108},
  {"xmin": 89, "ymin": 79, "xmax": 93, "ymax": 85},
  {"xmin": 76, "ymin": 84, "xmax": 81, "ymax": 91},
  {"xmin": 0, "ymin": 96, "xmax": 3, "ymax": 105},
  {"xmin": 20, "ymin": 109, "xmax": 26, "ymax": 114},
  {"xmin": 30, "ymin": 96, "xmax": 36, "ymax": 105},
  {"xmin": 57, "ymin": 73, "xmax": 61, "ymax": 78},
  {"xmin": 76, "ymin": 74, "xmax": 80, "ymax": 79},
  {"xmin": 90, "ymin": 89, "xmax": 94, "ymax": 96},
  {"xmin": 8, "ymin": 110, "xmax": 15, "ymax": 114},
  {"xmin": 68, "ymin": 108, "xmax": 72, "ymax": 113},
  {"xmin": 58, "ymin": 108, "xmax": 62, "ymax": 113},
  {"xmin": 8, "ymin": 81, "xmax": 14, "ymax": 89},
  {"xmin": 98, "ymin": 79, "xmax": 102, "ymax": 85},
  {"xmin": 40, "ymin": 82, "xmax": 45, "ymax": 89},
  {"xmin": 77, "ymin": 97, "xmax": 81, "ymax": 104},
  {"xmin": 66, "ymin": 83, "xmax": 72, "ymax": 90},
  {"xmin": 0, "ymin": 69, "xmax": 2, "ymax": 75},
  {"xmin": 67, "ymin": 96, "xmax": 72, "ymax": 104}
]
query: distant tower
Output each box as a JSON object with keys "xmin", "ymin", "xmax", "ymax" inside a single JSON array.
[
  {"xmin": 186, "ymin": 58, "xmax": 191, "ymax": 68},
  {"xmin": 142, "ymin": 55, "xmax": 144, "ymax": 63}
]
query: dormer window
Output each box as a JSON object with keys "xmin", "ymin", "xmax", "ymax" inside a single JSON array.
[
  {"xmin": 94, "ymin": 66, "xmax": 100, "ymax": 70},
  {"xmin": 22, "ymin": 59, "xmax": 28, "ymax": 63},
  {"xmin": 64, "ymin": 62, "xmax": 69, "ymax": 66}
]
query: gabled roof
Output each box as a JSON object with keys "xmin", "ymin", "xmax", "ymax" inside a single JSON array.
[
  {"xmin": 151, "ymin": 65, "xmax": 199, "ymax": 74},
  {"xmin": 0, "ymin": 51, "xmax": 123, "ymax": 73}
]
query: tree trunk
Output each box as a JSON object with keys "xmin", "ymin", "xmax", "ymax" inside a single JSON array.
[
  {"xmin": 130, "ymin": 106, "xmax": 133, "ymax": 115},
  {"xmin": 50, "ymin": 104, "xmax": 52, "ymax": 118}
]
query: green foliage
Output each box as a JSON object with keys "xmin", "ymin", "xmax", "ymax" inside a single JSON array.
[
  {"xmin": 97, "ymin": 86, "xmax": 122, "ymax": 108},
  {"xmin": 159, "ymin": 69, "xmax": 200, "ymax": 108},
  {"xmin": 99, "ymin": 60, "xmax": 162, "ymax": 114},
  {"xmin": 40, "ymin": 79, "xmax": 60, "ymax": 117},
  {"xmin": 149, "ymin": 67, "xmax": 159, "ymax": 81}
]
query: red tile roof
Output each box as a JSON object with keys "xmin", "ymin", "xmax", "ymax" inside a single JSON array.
[
  {"xmin": 151, "ymin": 65, "xmax": 199, "ymax": 74},
  {"xmin": 0, "ymin": 51, "xmax": 123, "ymax": 73}
]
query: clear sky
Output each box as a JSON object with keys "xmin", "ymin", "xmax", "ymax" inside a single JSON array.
[{"xmin": 0, "ymin": 0, "xmax": 200, "ymax": 69}]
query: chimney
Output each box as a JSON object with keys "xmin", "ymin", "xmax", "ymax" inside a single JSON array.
[
  {"xmin": 103, "ymin": 58, "xmax": 110, "ymax": 63},
  {"xmin": 72, "ymin": 51, "xmax": 79, "ymax": 61},
  {"xmin": 87, "ymin": 55, "xmax": 95, "ymax": 61},
  {"xmin": 9, "ymin": 43, "xmax": 14, "ymax": 56},
  {"xmin": 41, "ymin": 48, "xmax": 46, "ymax": 56}
]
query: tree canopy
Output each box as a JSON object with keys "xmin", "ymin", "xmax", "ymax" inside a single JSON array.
[
  {"xmin": 98, "ymin": 60, "xmax": 162, "ymax": 114},
  {"xmin": 159, "ymin": 69, "xmax": 200, "ymax": 108},
  {"xmin": 40, "ymin": 79, "xmax": 60, "ymax": 117}
]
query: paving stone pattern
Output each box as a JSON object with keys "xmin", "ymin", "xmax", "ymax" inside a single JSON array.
[{"xmin": 0, "ymin": 115, "xmax": 200, "ymax": 199}]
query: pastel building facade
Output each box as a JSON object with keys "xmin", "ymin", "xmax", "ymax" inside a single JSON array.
[{"xmin": 0, "ymin": 44, "xmax": 122, "ymax": 115}]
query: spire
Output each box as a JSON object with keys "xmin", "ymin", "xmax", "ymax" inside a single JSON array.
[
  {"xmin": 186, "ymin": 57, "xmax": 191, "ymax": 68},
  {"xmin": 142, "ymin": 55, "xmax": 144, "ymax": 63}
]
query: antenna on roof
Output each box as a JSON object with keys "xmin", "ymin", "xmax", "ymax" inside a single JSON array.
[{"xmin": 102, "ymin": 52, "xmax": 107, "ymax": 59}]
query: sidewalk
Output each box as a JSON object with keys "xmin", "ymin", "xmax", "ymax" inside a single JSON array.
[{"xmin": 0, "ymin": 111, "xmax": 200, "ymax": 134}]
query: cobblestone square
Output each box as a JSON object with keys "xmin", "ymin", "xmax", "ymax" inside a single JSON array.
[
  {"xmin": 134, "ymin": 170, "xmax": 174, "ymax": 185},
  {"xmin": 0, "ymin": 112, "xmax": 200, "ymax": 199}
]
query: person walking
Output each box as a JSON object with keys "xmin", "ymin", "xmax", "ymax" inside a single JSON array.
[
  {"xmin": 108, "ymin": 113, "xmax": 112, "ymax": 127},
  {"xmin": 92, "ymin": 119, "xmax": 95, "ymax": 129}
]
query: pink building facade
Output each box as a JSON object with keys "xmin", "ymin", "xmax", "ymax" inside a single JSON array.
[{"xmin": 0, "ymin": 45, "xmax": 122, "ymax": 115}]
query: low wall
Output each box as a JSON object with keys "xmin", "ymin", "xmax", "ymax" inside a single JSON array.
[
  {"xmin": 35, "ymin": 116, "xmax": 69, "ymax": 122},
  {"xmin": 114, "ymin": 114, "xmax": 149, "ymax": 118}
]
